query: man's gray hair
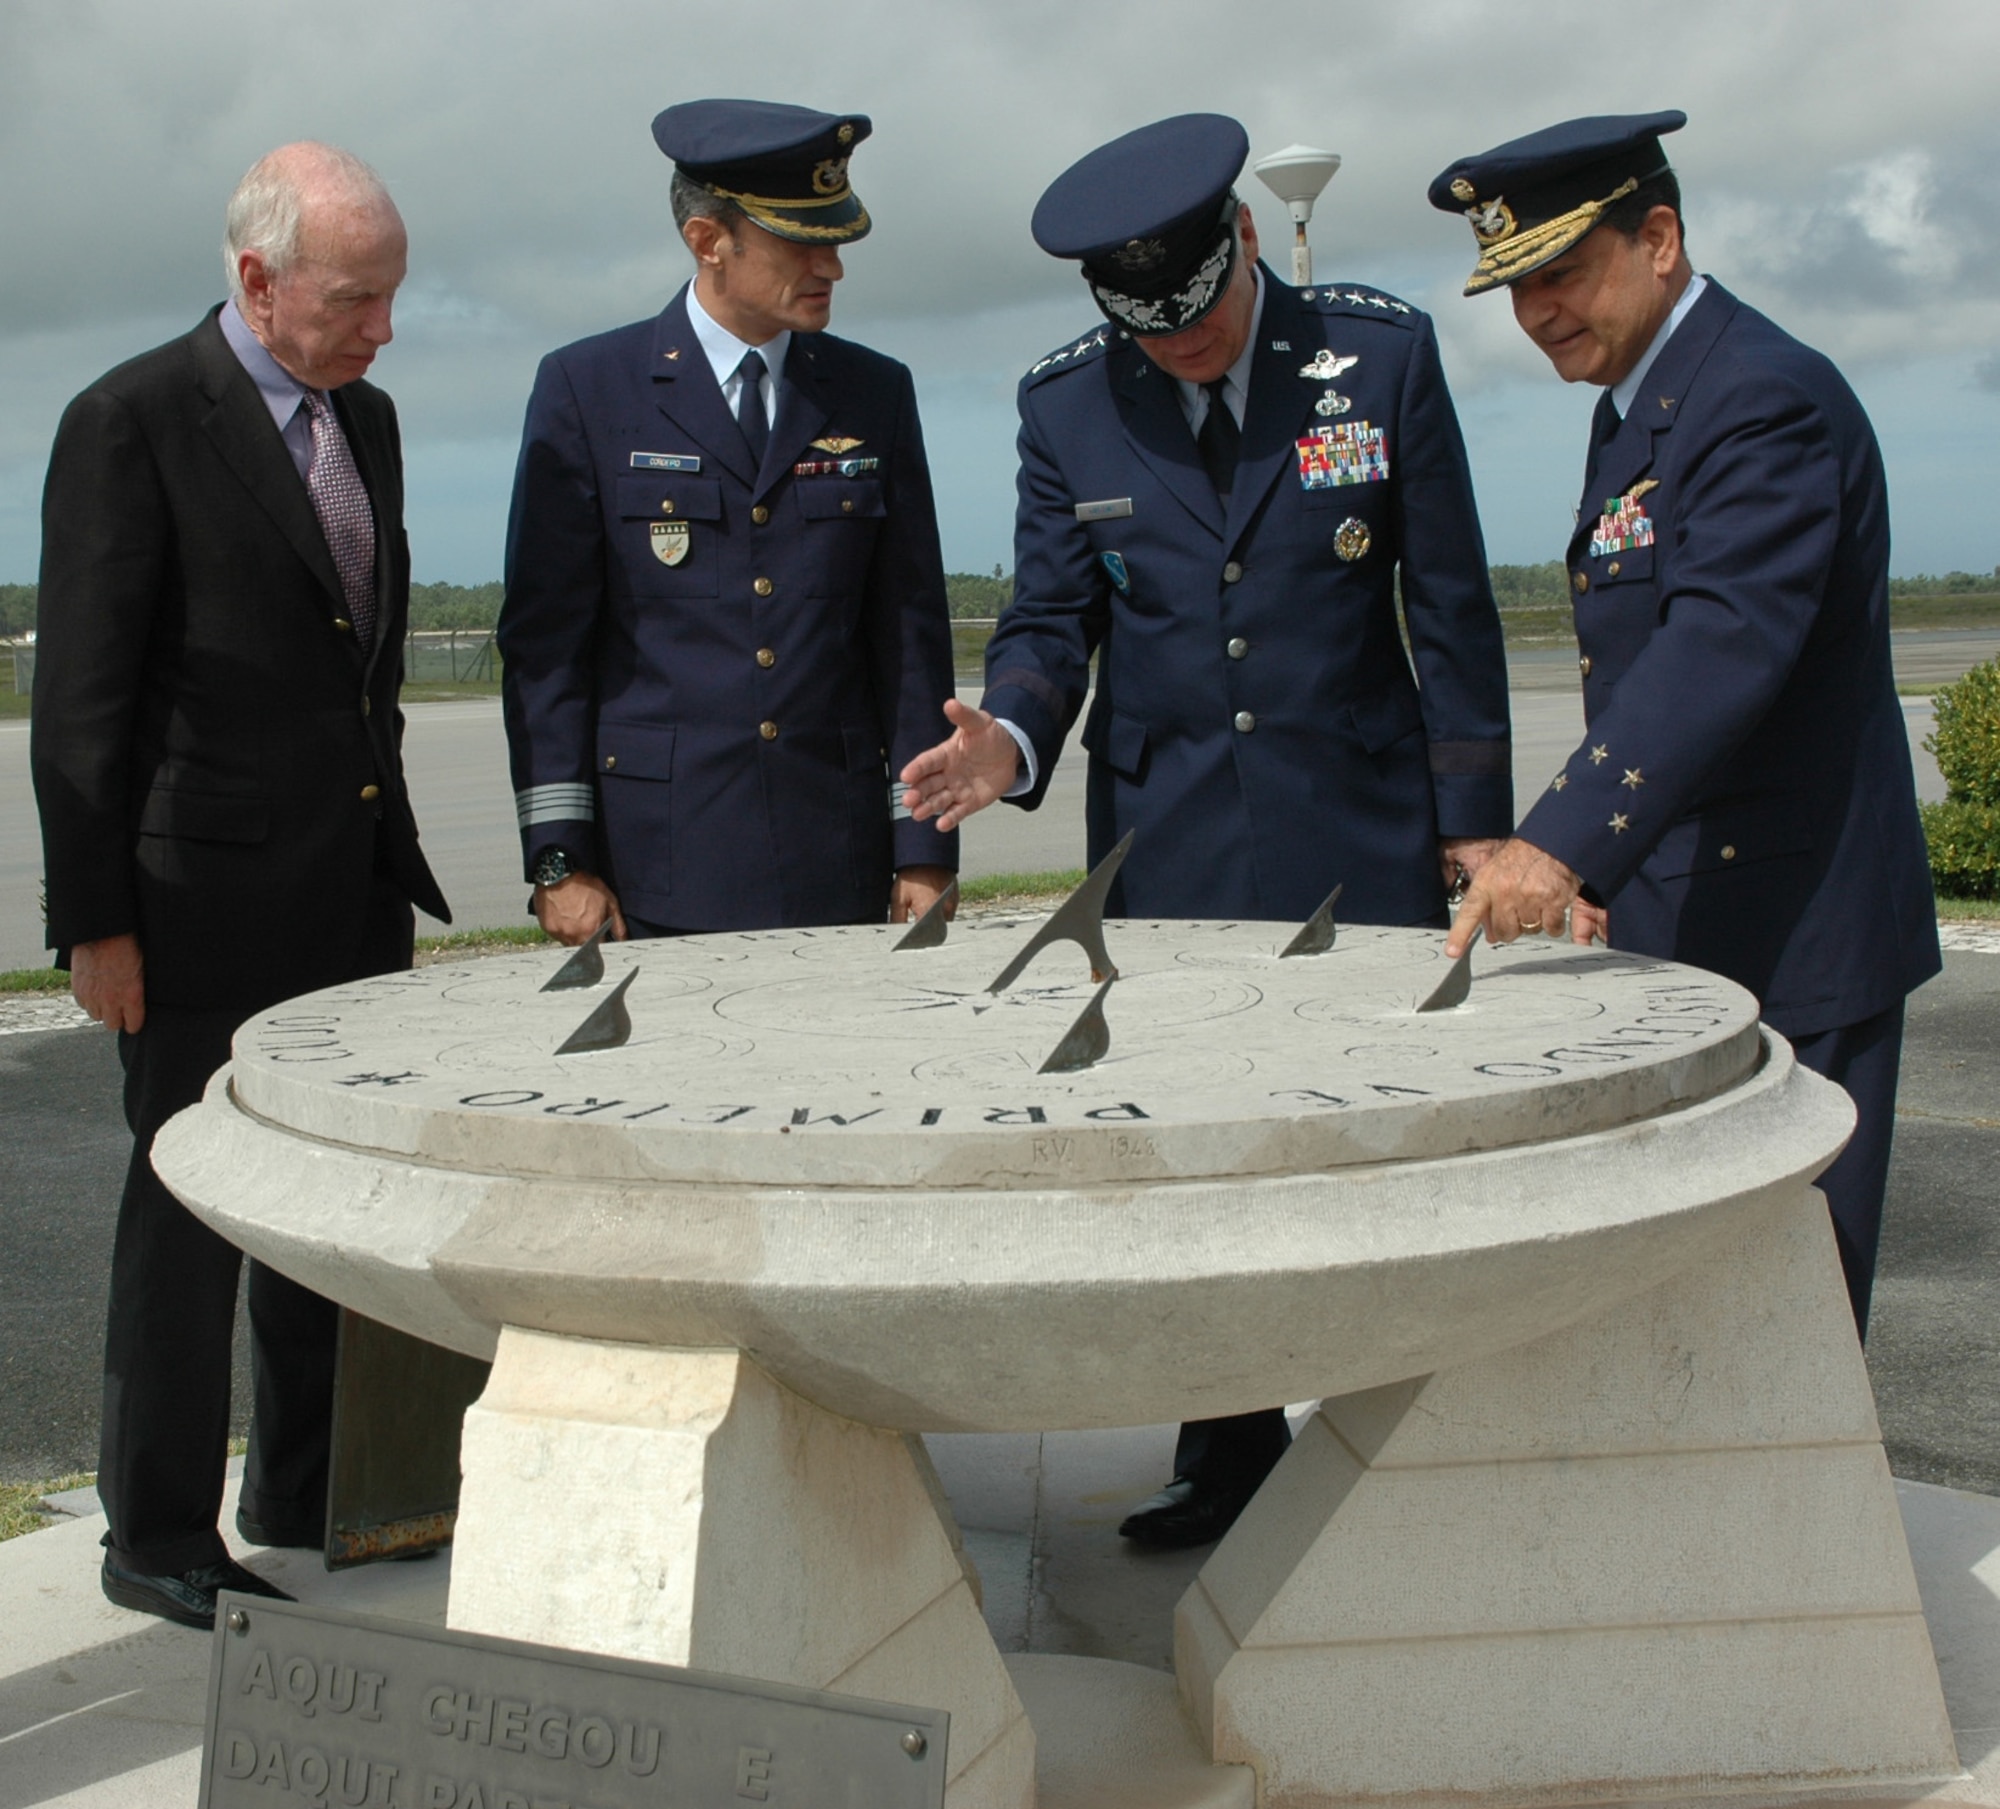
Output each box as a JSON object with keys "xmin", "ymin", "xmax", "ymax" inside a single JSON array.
[
  {"xmin": 223, "ymin": 143, "xmax": 395, "ymax": 301},
  {"xmin": 670, "ymin": 171, "xmax": 745, "ymax": 242}
]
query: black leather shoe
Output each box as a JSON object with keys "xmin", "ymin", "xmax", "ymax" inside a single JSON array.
[
  {"xmin": 101, "ymin": 1554, "xmax": 294, "ymax": 1630},
  {"xmin": 235, "ymin": 1509, "xmax": 321, "ymax": 1550},
  {"xmin": 1117, "ymin": 1475, "xmax": 1257, "ymax": 1550}
]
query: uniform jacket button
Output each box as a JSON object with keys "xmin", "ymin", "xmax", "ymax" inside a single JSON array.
[
  {"xmin": 333, "ymin": 617, "xmax": 353, "ymax": 633},
  {"xmin": 1226, "ymin": 637, "xmax": 1248, "ymax": 659},
  {"xmin": 1234, "ymin": 711, "xmax": 1256, "ymax": 732},
  {"xmin": 1720, "ymin": 845, "xmax": 1737, "ymax": 861},
  {"xmin": 1572, "ymin": 570, "xmax": 1589, "ymax": 594},
  {"xmin": 603, "ymin": 754, "xmax": 618, "ymax": 770},
  {"xmin": 753, "ymin": 577, "xmax": 774, "ymax": 596},
  {"xmin": 759, "ymin": 720, "xmax": 779, "ymax": 741},
  {"xmin": 841, "ymin": 497, "xmax": 854, "ymax": 513},
  {"xmin": 1607, "ymin": 559, "xmax": 1621, "ymax": 577},
  {"xmin": 1222, "ymin": 561, "xmax": 1244, "ymax": 583},
  {"xmin": 660, "ymin": 498, "xmax": 675, "ymax": 515},
  {"xmin": 756, "ymin": 648, "xmax": 776, "ymax": 668},
  {"xmin": 359, "ymin": 783, "xmax": 381, "ymax": 802},
  {"xmin": 1579, "ymin": 655, "xmax": 1593, "ymax": 677},
  {"xmin": 751, "ymin": 504, "xmax": 770, "ymax": 525}
]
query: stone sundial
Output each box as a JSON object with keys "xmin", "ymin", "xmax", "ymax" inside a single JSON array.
[
  {"xmin": 153, "ymin": 911, "xmax": 1953, "ymax": 1809},
  {"xmin": 232, "ymin": 916, "xmax": 1760, "ymax": 1191}
]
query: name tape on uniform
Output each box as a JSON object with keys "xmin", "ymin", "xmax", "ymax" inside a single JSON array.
[
  {"xmin": 1073, "ymin": 498, "xmax": 1133, "ymax": 522},
  {"xmin": 630, "ymin": 452, "xmax": 702, "ymax": 472}
]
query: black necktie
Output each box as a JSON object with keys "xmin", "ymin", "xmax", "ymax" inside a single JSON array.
[
  {"xmin": 735, "ymin": 349, "xmax": 770, "ymax": 467},
  {"xmin": 1582, "ymin": 388, "xmax": 1619, "ymax": 501},
  {"xmin": 1197, "ymin": 378, "xmax": 1240, "ymax": 502}
]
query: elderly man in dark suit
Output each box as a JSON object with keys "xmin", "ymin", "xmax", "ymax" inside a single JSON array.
[
  {"xmin": 901, "ymin": 114, "xmax": 1514, "ymax": 1548},
  {"xmin": 498, "ymin": 99, "xmax": 957, "ymax": 942},
  {"xmin": 1431, "ymin": 112, "xmax": 1939, "ymax": 1337},
  {"xmin": 32, "ymin": 141, "xmax": 449, "ymax": 1628}
]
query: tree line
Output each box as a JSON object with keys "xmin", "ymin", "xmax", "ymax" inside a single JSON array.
[{"xmin": 5, "ymin": 565, "xmax": 1996, "ymax": 638}]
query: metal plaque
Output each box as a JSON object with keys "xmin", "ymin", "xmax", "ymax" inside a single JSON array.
[
  {"xmin": 201, "ymin": 1594, "xmax": 947, "ymax": 1809},
  {"xmin": 326, "ymin": 1311, "xmax": 491, "ymax": 1569}
]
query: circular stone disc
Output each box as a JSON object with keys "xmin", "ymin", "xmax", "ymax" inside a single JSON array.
[{"xmin": 228, "ymin": 919, "xmax": 1762, "ymax": 1190}]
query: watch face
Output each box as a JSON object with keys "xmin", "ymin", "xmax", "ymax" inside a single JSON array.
[{"xmin": 533, "ymin": 849, "xmax": 574, "ymax": 887}]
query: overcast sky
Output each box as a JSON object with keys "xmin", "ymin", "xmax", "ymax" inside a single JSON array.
[{"xmin": 3, "ymin": 0, "xmax": 1995, "ymax": 585}]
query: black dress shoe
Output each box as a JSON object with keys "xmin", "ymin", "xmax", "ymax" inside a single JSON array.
[
  {"xmin": 101, "ymin": 1554, "xmax": 294, "ymax": 1630},
  {"xmin": 235, "ymin": 1508, "xmax": 321, "ymax": 1550},
  {"xmin": 1117, "ymin": 1474, "xmax": 1257, "ymax": 1550}
]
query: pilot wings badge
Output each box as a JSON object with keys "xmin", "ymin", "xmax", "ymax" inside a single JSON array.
[
  {"xmin": 811, "ymin": 436, "xmax": 864, "ymax": 455},
  {"xmin": 1299, "ymin": 349, "xmax": 1358, "ymax": 381}
]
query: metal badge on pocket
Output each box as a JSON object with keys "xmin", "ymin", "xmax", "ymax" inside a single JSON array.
[{"xmin": 650, "ymin": 521, "xmax": 690, "ymax": 566}]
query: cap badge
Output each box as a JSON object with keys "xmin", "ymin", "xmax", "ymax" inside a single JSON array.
[
  {"xmin": 1450, "ymin": 177, "xmax": 1476, "ymax": 202},
  {"xmin": 1333, "ymin": 517, "xmax": 1372, "ymax": 562},
  {"xmin": 1465, "ymin": 196, "xmax": 1515, "ymax": 245},
  {"xmin": 650, "ymin": 521, "xmax": 691, "ymax": 567},
  {"xmin": 1111, "ymin": 237, "xmax": 1168, "ymax": 274},
  {"xmin": 1299, "ymin": 349, "xmax": 1357, "ymax": 381},
  {"xmin": 837, "ymin": 122, "xmax": 855, "ymax": 145},
  {"xmin": 811, "ymin": 436, "xmax": 864, "ymax": 455},
  {"xmin": 812, "ymin": 157, "xmax": 849, "ymax": 196}
]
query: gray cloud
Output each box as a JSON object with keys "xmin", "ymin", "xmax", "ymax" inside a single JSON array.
[{"xmin": 1, "ymin": 0, "xmax": 1996, "ymax": 578}]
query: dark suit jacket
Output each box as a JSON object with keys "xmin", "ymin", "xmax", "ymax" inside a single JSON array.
[
  {"xmin": 32, "ymin": 306, "xmax": 448, "ymax": 1012},
  {"xmin": 1516, "ymin": 281, "xmax": 1939, "ymax": 1037},
  {"xmin": 982, "ymin": 267, "xmax": 1513, "ymax": 924},
  {"xmin": 496, "ymin": 285, "xmax": 959, "ymax": 931}
]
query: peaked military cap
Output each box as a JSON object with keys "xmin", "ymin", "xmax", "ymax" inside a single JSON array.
[
  {"xmin": 1031, "ymin": 114, "xmax": 1250, "ymax": 337},
  {"xmin": 1428, "ymin": 111, "xmax": 1686, "ymax": 295},
  {"xmin": 652, "ymin": 99, "xmax": 873, "ymax": 243}
]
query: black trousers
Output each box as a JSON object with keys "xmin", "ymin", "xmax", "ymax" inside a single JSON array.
[
  {"xmin": 1790, "ymin": 999, "xmax": 1907, "ymax": 1341},
  {"xmin": 99, "ymin": 877, "xmax": 413, "ymax": 1573}
]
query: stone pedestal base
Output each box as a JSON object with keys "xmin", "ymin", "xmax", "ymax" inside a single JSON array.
[
  {"xmin": 1177, "ymin": 1186, "xmax": 1962, "ymax": 1806},
  {"xmin": 446, "ymin": 1332, "xmax": 1033, "ymax": 1808}
]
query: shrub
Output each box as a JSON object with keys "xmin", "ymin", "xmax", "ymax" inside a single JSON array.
[
  {"xmin": 1922, "ymin": 657, "xmax": 2000, "ymax": 897},
  {"xmin": 1919, "ymin": 800, "xmax": 2000, "ymax": 900},
  {"xmin": 1926, "ymin": 657, "xmax": 2000, "ymax": 808}
]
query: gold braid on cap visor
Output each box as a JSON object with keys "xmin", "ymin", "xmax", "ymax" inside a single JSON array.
[
  {"xmin": 704, "ymin": 180, "xmax": 870, "ymax": 242},
  {"xmin": 1464, "ymin": 177, "xmax": 1638, "ymax": 295}
]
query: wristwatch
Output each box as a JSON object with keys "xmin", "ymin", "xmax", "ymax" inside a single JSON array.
[{"xmin": 531, "ymin": 846, "xmax": 578, "ymax": 888}]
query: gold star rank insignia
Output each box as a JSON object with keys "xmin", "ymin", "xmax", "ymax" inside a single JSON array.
[
  {"xmin": 1551, "ymin": 773, "xmax": 1568, "ymax": 791},
  {"xmin": 1589, "ymin": 745, "xmax": 1609, "ymax": 765},
  {"xmin": 1622, "ymin": 768, "xmax": 1645, "ymax": 789},
  {"xmin": 1609, "ymin": 813, "xmax": 1630, "ymax": 833}
]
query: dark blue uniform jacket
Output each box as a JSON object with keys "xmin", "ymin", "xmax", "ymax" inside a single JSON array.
[
  {"xmin": 982, "ymin": 267, "xmax": 1512, "ymax": 924},
  {"xmin": 498, "ymin": 285, "xmax": 958, "ymax": 930},
  {"xmin": 1516, "ymin": 281, "xmax": 1939, "ymax": 1037}
]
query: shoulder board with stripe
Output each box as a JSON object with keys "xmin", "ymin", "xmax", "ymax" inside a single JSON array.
[
  {"xmin": 1023, "ymin": 325, "xmax": 1121, "ymax": 385},
  {"xmin": 1297, "ymin": 283, "xmax": 1419, "ymax": 324}
]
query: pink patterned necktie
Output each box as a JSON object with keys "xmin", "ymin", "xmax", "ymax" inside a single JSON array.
[{"xmin": 301, "ymin": 388, "xmax": 377, "ymax": 650}]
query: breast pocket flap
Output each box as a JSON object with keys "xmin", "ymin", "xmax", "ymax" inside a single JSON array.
[
  {"xmin": 615, "ymin": 474, "xmax": 723, "ymax": 521},
  {"xmin": 797, "ymin": 478, "xmax": 887, "ymax": 521}
]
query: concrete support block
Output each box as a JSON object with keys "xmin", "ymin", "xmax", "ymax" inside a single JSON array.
[
  {"xmin": 449, "ymin": 1329, "xmax": 1031, "ymax": 1805},
  {"xmin": 1177, "ymin": 1187, "xmax": 1961, "ymax": 1805}
]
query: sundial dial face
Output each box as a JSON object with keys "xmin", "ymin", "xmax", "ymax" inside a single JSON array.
[{"xmin": 231, "ymin": 918, "xmax": 1762, "ymax": 1191}]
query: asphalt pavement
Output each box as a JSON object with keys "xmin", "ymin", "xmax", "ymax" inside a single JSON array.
[{"xmin": 0, "ymin": 628, "xmax": 1989, "ymax": 978}]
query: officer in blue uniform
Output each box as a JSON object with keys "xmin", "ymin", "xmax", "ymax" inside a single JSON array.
[
  {"xmin": 499, "ymin": 101, "xmax": 957, "ymax": 939},
  {"xmin": 1431, "ymin": 113, "xmax": 1940, "ymax": 1336},
  {"xmin": 903, "ymin": 114, "xmax": 1514, "ymax": 1547}
]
